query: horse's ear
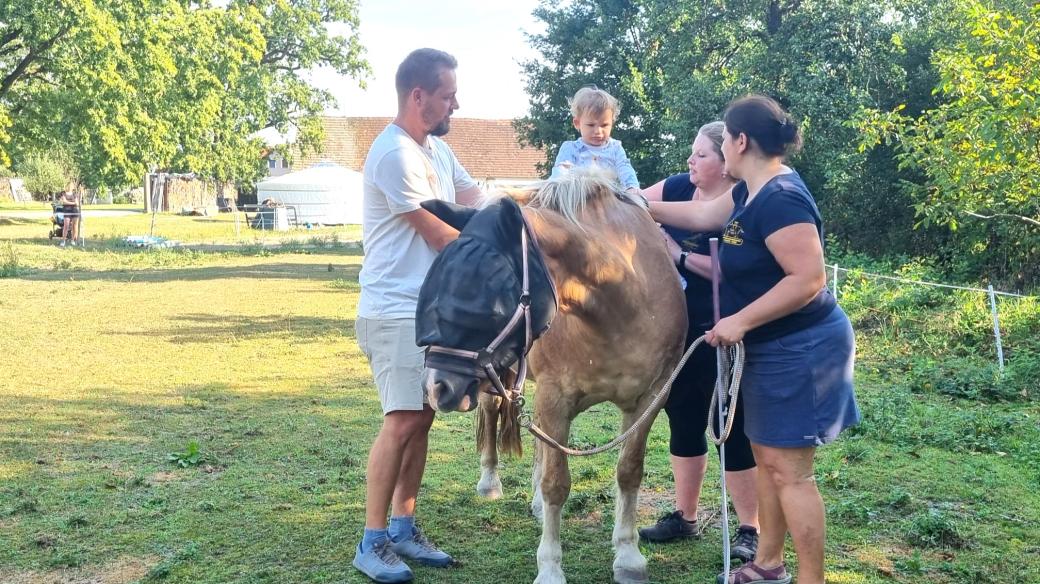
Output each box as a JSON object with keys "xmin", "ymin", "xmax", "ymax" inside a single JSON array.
[
  {"xmin": 497, "ymin": 186, "xmax": 535, "ymax": 206},
  {"xmin": 421, "ymin": 199, "xmax": 478, "ymax": 231}
]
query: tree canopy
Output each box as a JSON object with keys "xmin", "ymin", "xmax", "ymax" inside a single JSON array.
[
  {"xmin": 518, "ymin": 0, "xmax": 1036, "ymax": 284},
  {"xmin": 859, "ymin": 0, "xmax": 1040, "ymax": 282},
  {"xmin": 0, "ymin": 0, "xmax": 368, "ymax": 189}
]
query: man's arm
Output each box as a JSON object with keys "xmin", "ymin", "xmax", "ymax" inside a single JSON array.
[
  {"xmin": 455, "ymin": 184, "xmax": 487, "ymax": 208},
  {"xmin": 402, "ymin": 208, "xmax": 460, "ymax": 252}
]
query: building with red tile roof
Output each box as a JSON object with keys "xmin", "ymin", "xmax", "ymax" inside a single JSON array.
[{"xmin": 285, "ymin": 117, "xmax": 546, "ymax": 183}]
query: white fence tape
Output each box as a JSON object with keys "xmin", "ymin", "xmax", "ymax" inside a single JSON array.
[
  {"xmin": 826, "ymin": 263, "xmax": 1035, "ymax": 372},
  {"xmin": 825, "ymin": 263, "xmax": 1034, "ymax": 299}
]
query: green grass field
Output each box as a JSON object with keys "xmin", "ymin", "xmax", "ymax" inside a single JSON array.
[
  {"xmin": 1, "ymin": 214, "xmax": 1038, "ymax": 583},
  {"xmin": 0, "ymin": 210, "xmax": 362, "ymax": 246}
]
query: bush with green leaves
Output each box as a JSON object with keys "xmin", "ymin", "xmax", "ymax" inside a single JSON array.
[
  {"xmin": 17, "ymin": 151, "xmax": 76, "ymax": 201},
  {"xmin": 832, "ymin": 249, "xmax": 1038, "ymax": 402},
  {"xmin": 166, "ymin": 441, "xmax": 204, "ymax": 468},
  {"xmin": 1, "ymin": 242, "xmax": 21, "ymax": 278},
  {"xmin": 905, "ymin": 507, "xmax": 967, "ymax": 549},
  {"xmin": 857, "ymin": 0, "xmax": 1040, "ymax": 286}
]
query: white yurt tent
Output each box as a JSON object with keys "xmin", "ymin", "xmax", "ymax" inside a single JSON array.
[{"xmin": 255, "ymin": 162, "xmax": 363, "ymax": 225}]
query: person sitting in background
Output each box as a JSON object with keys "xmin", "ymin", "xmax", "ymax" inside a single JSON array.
[{"xmin": 550, "ymin": 86, "xmax": 641, "ymax": 194}]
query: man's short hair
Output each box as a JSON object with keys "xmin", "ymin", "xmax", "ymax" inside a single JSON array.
[{"xmin": 396, "ymin": 48, "xmax": 458, "ymax": 104}]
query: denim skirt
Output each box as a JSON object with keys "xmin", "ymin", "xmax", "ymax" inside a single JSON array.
[{"xmin": 740, "ymin": 306, "xmax": 860, "ymax": 448}]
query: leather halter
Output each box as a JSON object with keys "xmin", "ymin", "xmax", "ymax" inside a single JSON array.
[{"xmin": 425, "ymin": 211, "xmax": 557, "ymax": 402}]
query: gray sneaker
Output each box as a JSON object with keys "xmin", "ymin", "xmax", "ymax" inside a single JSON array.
[
  {"xmin": 390, "ymin": 525, "xmax": 453, "ymax": 567},
  {"xmin": 352, "ymin": 540, "xmax": 413, "ymax": 583},
  {"xmin": 730, "ymin": 525, "xmax": 759, "ymax": 563},
  {"xmin": 638, "ymin": 510, "xmax": 699, "ymax": 543}
]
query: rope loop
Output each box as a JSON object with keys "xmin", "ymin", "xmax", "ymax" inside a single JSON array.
[{"xmin": 525, "ymin": 335, "xmax": 744, "ymax": 456}]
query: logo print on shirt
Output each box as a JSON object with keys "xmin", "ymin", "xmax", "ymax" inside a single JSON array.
[
  {"xmin": 722, "ymin": 221, "xmax": 744, "ymax": 246},
  {"xmin": 420, "ymin": 150, "xmax": 439, "ymax": 194}
]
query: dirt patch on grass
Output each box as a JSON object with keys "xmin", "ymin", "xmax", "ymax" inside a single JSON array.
[
  {"xmin": 0, "ymin": 555, "xmax": 157, "ymax": 584},
  {"xmin": 148, "ymin": 470, "xmax": 179, "ymax": 484},
  {"xmin": 639, "ymin": 485, "xmax": 676, "ymax": 517}
]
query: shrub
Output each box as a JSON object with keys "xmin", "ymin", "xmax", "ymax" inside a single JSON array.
[
  {"xmin": 0, "ymin": 243, "xmax": 21, "ymax": 278},
  {"xmin": 905, "ymin": 507, "xmax": 967, "ymax": 549},
  {"xmin": 18, "ymin": 151, "xmax": 77, "ymax": 201}
]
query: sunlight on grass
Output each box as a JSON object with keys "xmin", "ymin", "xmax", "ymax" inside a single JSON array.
[
  {"xmin": 824, "ymin": 571, "xmax": 869, "ymax": 583},
  {"xmin": 1, "ymin": 217, "xmax": 1038, "ymax": 583},
  {"xmin": 1, "ymin": 209, "xmax": 362, "ymax": 248},
  {"xmin": 0, "ymin": 461, "xmax": 34, "ymax": 482}
]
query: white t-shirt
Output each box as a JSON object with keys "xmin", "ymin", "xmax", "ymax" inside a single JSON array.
[{"xmin": 358, "ymin": 123, "xmax": 477, "ymax": 319}]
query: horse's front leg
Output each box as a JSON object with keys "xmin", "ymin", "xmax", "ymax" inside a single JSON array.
[
  {"xmin": 476, "ymin": 392, "xmax": 503, "ymax": 499},
  {"xmin": 612, "ymin": 406, "xmax": 656, "ymax": 584},
  {"xmin": 531, "ymin": 439, "xmax": 544, "ymax": 521},
  {"xmin": 533, "ymin": 399, "xmax": 572, "ymax": 584}
]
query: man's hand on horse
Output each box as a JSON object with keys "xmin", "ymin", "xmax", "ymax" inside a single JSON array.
[{"xmin": 706, "ymin": 316, "xmax": 748, "ymax": 347}]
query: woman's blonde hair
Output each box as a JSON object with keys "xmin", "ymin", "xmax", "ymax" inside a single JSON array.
[
  {"xmin": 569, "ymin": 87, "xmax": 620, "ymax": 120},
  {"xmin": 697, "ymin": 121, "xmax": 726, "ymax": 159}
]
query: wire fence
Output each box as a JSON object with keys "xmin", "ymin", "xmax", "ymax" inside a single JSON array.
[{"xmin": 826, "ymin": 263, "xmax": 1036, "ymax": 373}]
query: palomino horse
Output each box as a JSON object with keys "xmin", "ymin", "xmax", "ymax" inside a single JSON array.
[{"xmin": 416, "ymin": 169, "xmax": 686, "ymax": 584}]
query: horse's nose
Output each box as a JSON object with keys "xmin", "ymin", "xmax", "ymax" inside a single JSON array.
[
  {"xmin": 422, "ymin": 368, "xmax": 481, "ymax": 412},
  {"xmin": 456, "ymin": 381, "xmax": 480, "ymax": 412}
]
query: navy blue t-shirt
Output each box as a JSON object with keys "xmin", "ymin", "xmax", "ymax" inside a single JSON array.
[
  {"xmin": 661, "ymin": 173, "xmax": 695, "ymax": 243},
  {"xmin": 662, "ymin": 173, "xmax": 720, "ymax": 332},
  {"xmin": 719, "ymin": 171, "xmax": 836, "ymax": 343}
]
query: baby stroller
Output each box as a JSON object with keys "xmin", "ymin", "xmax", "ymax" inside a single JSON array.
[{"xmin": 50, "ymin": 193, "xmax": 82, "ymax": 246}]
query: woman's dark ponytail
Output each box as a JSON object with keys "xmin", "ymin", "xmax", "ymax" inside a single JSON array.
[{"xmin": 724, "ymin": 95, "xmax": 802, "ymax": 157}]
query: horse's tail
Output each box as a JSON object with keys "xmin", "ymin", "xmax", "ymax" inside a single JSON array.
[{"xmin": 497, "ymin": 394, "xmax": 523, "ymax": 458}]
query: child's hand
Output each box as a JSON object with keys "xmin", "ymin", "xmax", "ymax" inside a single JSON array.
[{"xmin": 627, "ymin": 187, "xmax": 648, "ymax": 209}]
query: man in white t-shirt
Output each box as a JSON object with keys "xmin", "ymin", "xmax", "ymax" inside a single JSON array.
[{"xmin": 352, "ymin": 48, "xmax": 485, "ymax": 583}]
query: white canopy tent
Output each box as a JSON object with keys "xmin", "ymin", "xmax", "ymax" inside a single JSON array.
[{"xmin": 255, "ymin": 162, "xmax": 363, "ymax": 225}]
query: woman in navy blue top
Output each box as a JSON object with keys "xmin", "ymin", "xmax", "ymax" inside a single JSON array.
[
  {"xmin": 638, "ymin": 122, "xmax": 761, "ymax": 561},
  {"xmin": 650, "ymin": 96, "xmax": 859, "ymax": 584}
]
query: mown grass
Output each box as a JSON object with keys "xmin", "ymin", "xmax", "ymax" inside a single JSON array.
[
  {"xmin": 0, "ymin": 211, "xmax": 362, "ymax": 247},
  {"xmin": 0, "ymin": 221, "xmax": 1038, "ymax": 583},
  {"xmin": 0, "ymin": 202, "xmax": 140, "ymax": 211}
]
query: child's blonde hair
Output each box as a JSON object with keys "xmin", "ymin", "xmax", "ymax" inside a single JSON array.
[{"xmin": 569, "ymin": 86, "xmax": 620, "ymax": 120}]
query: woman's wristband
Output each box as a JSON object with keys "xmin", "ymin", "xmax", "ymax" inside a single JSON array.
[{"xmin": 677, "ymin": 250, "xmax": 690, "ymax": 270}]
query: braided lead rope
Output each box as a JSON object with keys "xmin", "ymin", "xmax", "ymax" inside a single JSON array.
[
  {"xmin": 525, "ymin": 335, "xmax": 745, "ymax": 457},
  {"xmin": 707, "ymin": 342, "xmax": 745, "ymax": 445}
]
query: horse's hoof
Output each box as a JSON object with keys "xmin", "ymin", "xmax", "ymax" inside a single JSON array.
[
  {"xmin": 477, "ymin": 477, "xmax": 503, "ymax": 500},
  {"xmin": 613, "ymin": 567, "xmax": 649, "ymax": 584}
]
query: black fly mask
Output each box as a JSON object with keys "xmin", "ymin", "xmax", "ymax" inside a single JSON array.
[{"xmin": 416, "ymin": 197, "xmax": 557, "ymax": 412}]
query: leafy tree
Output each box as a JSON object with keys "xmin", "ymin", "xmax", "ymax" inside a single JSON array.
[
  {"xmin": 518, "ymin": 0, "xmax": 951, "ymax": 256},
  {"xmin": 515, "ymin": 0, "xmax": 668, "ymax": 181},
  {"xmin": 859, "ymin": 0, "xmax": 1040, "ymax": 284},
  {"xmin": 0, "ymin": 0, "xmax": 368, "ymax": 189}
]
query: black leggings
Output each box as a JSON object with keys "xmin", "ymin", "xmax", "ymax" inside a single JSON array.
[{"xmin": 664, "ymin": 334, "xmax": 756, "ymax": 471}]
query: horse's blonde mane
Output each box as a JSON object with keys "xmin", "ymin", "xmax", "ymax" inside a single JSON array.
[{"xmin": 526, "ymin": 167, "xmax": 640, "ymax": 226}]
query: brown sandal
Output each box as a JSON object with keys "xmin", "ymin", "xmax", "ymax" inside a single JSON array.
[{"xmin": 716, "ymin": 562, "xmax": 792, "ymax": 584}]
